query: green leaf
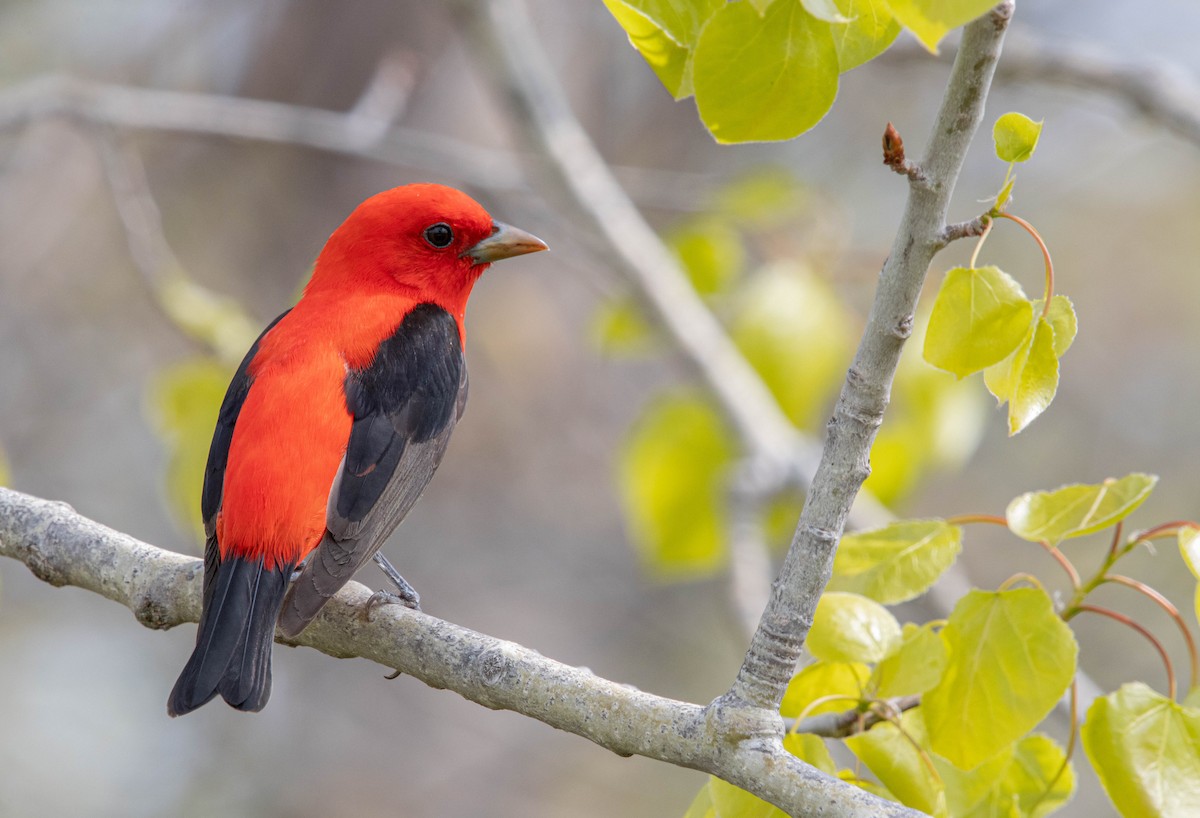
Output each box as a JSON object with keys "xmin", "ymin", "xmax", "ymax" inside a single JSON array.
[
  {"xmin": 149, "ymin": 357, "xmax": 234, "ymax": 541},
  {"xmin": 0, "ymin": 446, "xmax": 9, "ymax": 486},
  {"xmin": 590, "ymin": 296, "xmax": 656, "ymax": 355},
  {"xmin": 944, "ymin": 734, "xmax": 1075, "ymax": 817},
  {"xmin": 1180, "ymin": 525, "xmax": 1200, "ymax": 629},
  {"xmin": 994, "ymin": 113, "xmax": 1044, "ymax": 163},
  {"xmin": 993, "ymin": 175, "xmax": 1016, "ymax": 211},
  {"xmin": 829, "ymin": 519, "xmax": 962, "ymax": 604},
  {"xmin": 935, "ymin": 747, "xmax": 1015, "ymax": 817},
  {"xmin": 730, "ymin": 262, "xmax": 853, "ymax": 431},
  {"xmin": 781, "ymin": 660, "xmax": 870, "ymax": 718},
  {"xmin": 808, "ymin": 592, "xmax": 903, "ymax": 664},
  {"xmin": 713, "ymin": 169, "xmax": 808, "ymax": 227},
  {"xmin": 783, "ymin": 733, "xmax": 838, "ymax": 775},
  {"xmin": 667, "ymin": 218, "xmax": 746, "ymax": 295},
  {"xmin": 619, "ymin": 393, "xmax": 734, "ymax": 578},
  {"xmin": 1082, "ymin": 683, "xmax": 1200, "ymax": 818},
  {"xmin": 158, "ymin": 275, "xmax": 260, "ymax": 366},
  {"xmin": 982, "ymin": 315, "xmax": 1060, "ymax": 435},
  {"xmin": 1006, "ymin": 473, "xmax": 1159, "ymax": 545},
  {"xmin": 801, "ymin": 0, "xmax": 850, "ymax": 23},
  {"xmin": 829, "ymin": 0, "xmax": 901, "ymax": 71},
  {"xmin": 871, "ymin": 623, "xmax": 948, "ymax": 698},
  {"xmin": 924, "ymin": 266, "xmax": 1034, "ymax": 378},
  {"xmin": 845, "ymin": 709, "xmax": 947, "ymax": 817},
  {"xmin": 1040, "ymin": 295, "xmax": 1078, "ymax": 357},
  {"xmin": 693, "ymin": 1, "xmax": 839, "ymax": 143},
  {"xmin": 603, "ymin": 0, "xmax": 722, "ymax": 98},
  {"xmin": 885, "ymin": 0, "xmax": 999, "ymax": 53},
  {"xmin": 683, "ymin": 776, "xmax": 789, "ymax": 818},
  {"xmin": 1003, "ymin": 734, "xmax": 1075, "ymax": 818},
  {"xmin": 923, "ymin": 588, "xmax": 1077, "ymax": 770}
]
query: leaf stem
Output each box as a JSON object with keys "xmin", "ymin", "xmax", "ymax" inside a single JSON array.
[
  {"xmin": 1031, "ymin": 676, "xmax": 1078, "ymax": 813},
  {"xmin": 994, "ymin": 212, "xmax": 1054, "ymax": 316},
  {"xmin": 999, "ymin": 572, "xmax": 1046, "ymax": 593},
  {"xmin": 968, "ymin": 215, "xmax": 993, "ymax": 268},
  {"xmin": 1042, "ymin": 541, "xmax": 1082, "ymax": 589},
  {"xmin": 945, "ymin": 513, "xmax": 1007, "ymax": 527},
  {"xmin": 1075, "ymin": 604, "xmax": 1177, "ymax": 699},
  {"xmin": 1106, "ymin": 573, "xmax": 1199, "ymax": 691}
]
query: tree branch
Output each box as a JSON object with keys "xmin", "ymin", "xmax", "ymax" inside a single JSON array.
[
  {"xmin": 726, "ymin": 2, "xmax": 1016, "ymax": 712},
  {"xmin": 0, "ymin": 74, "xmax": 711, "ymax": 210},
  {"xmin": 885, "ymin": 32, "xmax": 1200, "ymax": 149},
  {"xmin": 0, "ymin": 487, "xmax": 921, "ymax": 818}
]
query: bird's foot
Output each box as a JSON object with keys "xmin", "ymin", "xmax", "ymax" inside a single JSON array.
[{"xmin": 366, "ymin": 552, "xmax": 421, "ymax": 611}]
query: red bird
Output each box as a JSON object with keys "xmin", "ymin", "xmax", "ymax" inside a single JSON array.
[{"xmin": 168, "ymin": 184, "xmax": 547, "ymax": 716}]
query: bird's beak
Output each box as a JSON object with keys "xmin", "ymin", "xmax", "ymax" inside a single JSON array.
[{"xmin": 464, "ymin": 221, "xmax": 549, "ymax": 264}]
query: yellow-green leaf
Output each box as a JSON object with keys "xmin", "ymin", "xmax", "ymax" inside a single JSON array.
[
  {"xmin": 667, "ymin": 218, "xmax": 745, "ymax": 295},
  {"xmin": 1039, "ymin": 295, "xmax": 1077, "ymax": 357},
  {"xmin": 871, "ymin": 622, "xmax": 947, "ymax": 698},
  {"xmin": 923, "ymin": 589, "xmax": 1077, "ymax": 770},
  {"xmin": 1180, "ymin": 525, "xmax": 1200, "ymax": 629},
  {"xmin": 924, "ymin": 266, "xmax": 1034, "ymax": 378},
  {"xmin": 994, "ymin": 112, "xmax": 1044, "ymax": 164},
  {"xmin": 0, "ymin": 446, "xmax": 9, "ymax": 486},
  {"xmin": 830, "ymin": 0, "xmax": 901, "ymax": 71},
  {"xmin": 1006, "ymin": 473, "xmax": 1159, "ymax": 545},
  {"xmin": 936, "ymin": 747, "xmax": 1015, "ymax": 817},
  {"xmin": 1002, "ymin": 734, "xmax": 1074, "ymax": 818},
  {"xmin": 683, "ymin": 776, "xmax": 789, "ymax": 818},
  {"xmin": 781, "ymin": 660, "xmax": 871, "ymax": 718},
  {"xmin": 829, "ymin": 519, "xmax": 962, "ymax": 604},
  {"xmin": 713, "ymin": 169, "xmax": 808, "ymax": 227},
  {"xmin": 783, "ymin": 733, "xmax": 837, "ymax": 774},
  {"xmin": 1082, "ymin": 683, "xmax": 1200, "ymax": 818},
  {"xmin": 158, "ymin": 275, "xmax": 260, "ymax": 366},
  {"xmin": 730, "ymin": 262, "xmax": 854, "ymax": 431},
  {"xmin": 603, "ymin": 0, "xmax": 722, "ymax": 99},
  {"xmin": 619, "ymin": 393, "xmax": 734, "ymax": 578},
  {"xmin": 809, "ymin": 592, "xmax": 903, "ymax": 664},
  {"xmin": 801, "ymin": 0, "xmax": 850, "ymax": 23},
  {"xmin": 993, "ymin": 175, "xmax": 1016, "ymax": 211},
  {"xmin": 886, "ymin": 0, "xmax": 999, "ymax": 53},
  {"xmin": 149, "ymin": 357, "xmax": 233, "ymax": 541},
  {"xmin": 982, "ymin": 315, "xmax": 1060, "ymax": 435},
  {"xmin": 845, "ymin": 709, "xmax": 947, "ymax": 817},
  {"xmin": 693, "ymin": 1, "xmax": 839, "ymax": 143},
  {"xmin": 590, "ymin": 295, "xmax": 656, "ymax": 355}
]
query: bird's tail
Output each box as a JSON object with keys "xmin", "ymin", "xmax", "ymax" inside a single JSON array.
[{"xmin": 168, "ymin": 556, "xmax": 293, "ymax": 716}]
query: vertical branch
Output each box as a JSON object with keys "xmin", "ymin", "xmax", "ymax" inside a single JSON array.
[{"xmin": 726, "ymin": 2, "xmax": 1016, "ymax": 710}]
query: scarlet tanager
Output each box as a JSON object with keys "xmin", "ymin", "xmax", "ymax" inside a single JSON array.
[{"xmin": 168, "ymin": 184, "xmax": 547, "ymax": 716}]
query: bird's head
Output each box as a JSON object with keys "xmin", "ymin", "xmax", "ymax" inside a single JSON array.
[{"xmin": 306, "ymin": 184, "xmax": 547, "ymax": 309}]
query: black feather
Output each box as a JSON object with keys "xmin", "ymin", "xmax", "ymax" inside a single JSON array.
[{"xmin": 168, "ymin": 556, "xmax": 293, "ymax": 716}]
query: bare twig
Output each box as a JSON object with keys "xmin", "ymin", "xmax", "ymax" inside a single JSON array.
[
  {"xmin": 0, "ymin": 74, "xmax": 712, "ymax": 210},
  {"xmin": 0, "ymin": 487, "xmax": 921, "ymax": 818},
  {"xmin": 885, "ymin": 32, "xmax": 1200, "ymax": 149},
  {"xmin": 726, "ymin": 2, "xmax": 1016, "ymax": 713}
]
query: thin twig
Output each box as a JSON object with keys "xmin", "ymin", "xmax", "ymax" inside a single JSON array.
[
  {"xmin": 792, "ymin": 694, "xmax": 921, "ymax": 739},
  {"xmin": 1074, "ymin": 604, "xmax": 1177, "ymax": 700}
]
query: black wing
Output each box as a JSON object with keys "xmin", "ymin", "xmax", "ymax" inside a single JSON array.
[
  {"xmin": 278, "ymin": 303, "xmax": 467, "ymax": 636},
  {"xmin": 198, "ymin": 310, "xmax": 290, "ymax": 608}
]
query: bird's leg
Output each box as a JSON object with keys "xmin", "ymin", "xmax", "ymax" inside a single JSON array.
[
  {"xmin": 288, "ymin": 560, "xmax": 306, "ymax": 583},
  {"xmin": 364, "ymin": 552, "xmax": 422, "ymax": 614}
]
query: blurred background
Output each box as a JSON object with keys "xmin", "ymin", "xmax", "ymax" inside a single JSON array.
[{"xmin": 2, "ymin": 1, "xmax": 1199, "ymax": 816}]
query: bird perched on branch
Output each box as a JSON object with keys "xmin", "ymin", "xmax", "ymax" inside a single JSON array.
[{"xmin": 168, "ymin": 184, "xmax": 547, "ymax": 716}]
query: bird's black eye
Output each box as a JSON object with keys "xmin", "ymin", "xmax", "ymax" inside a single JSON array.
[{"xmin": 423, "ymin": 222, "xmax": 454, "ymax": 249}]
